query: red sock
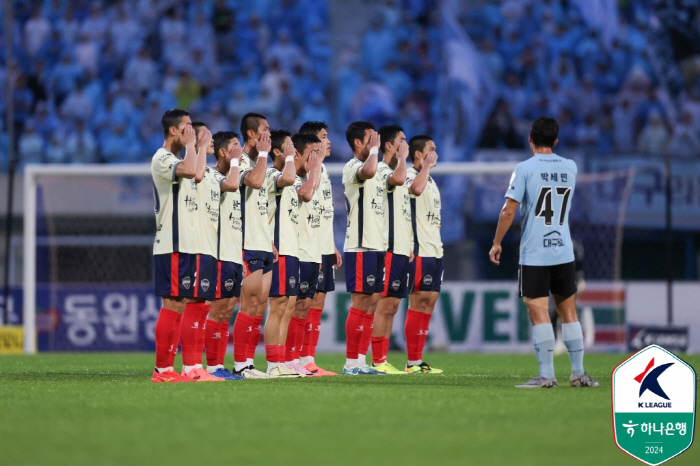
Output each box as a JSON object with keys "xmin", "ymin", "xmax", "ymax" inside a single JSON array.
[
  {"xmin": 155, "ymin": 308, "xmax": 180, "ymax": 369},
  {"xmin": 277, "ymin": 344, "xmax": 286, "ymax": 363},
  {"xmin": 265, "ymin": 344, "xmax": 279, "ymax": 364},
  {"xmin": 383, "ymin": 336, "xmax": 390, "ymax": 360},
  {"xmin": 194, "ymin": 304, "xmax": 210, "ymax": 361},
  {"xmin": 218, "ymin": 321, "xmax": 230, "ymax": 366},
  {"xmin": 204, "ymin": 318, "xmax": 220, "ymax": 367},
  {"xmin": 247, "ymin": 316, "xmax": 263, "ymax": 360},
  {"xmin": 180, "ymin": 302, "xmax": 206, "ymax": 366},
  {"xmin": 232, "ymin": 312, "xmax": 255, "ymax": 363},
  {"xmin": 302, "ymin": 308, "xmax": 322, "ymax": 357},
  {"xmin": 345, "ymin": 307, "xmax": 366, "ymax": 358},
  {"xmin": 371, "ymin": 336, "xmax": 387, "ymax": 364},
  {"xmin": 405, "ymin": 309, "xmax": 423, "ymax": 361},
  {"xmin": 418, "ymin": 312, "xmax": 432, "ymax": 355},
  {"xmin": 293, "ymin": 317, "xmax": 306, "ymax": 360},
  {"xmin": 285, "ymin": 317, "xmax": 299, "ymax": 362},
  {"xmin": 359, "ymin": 312, "xmax": 374, "ymax": 356}
]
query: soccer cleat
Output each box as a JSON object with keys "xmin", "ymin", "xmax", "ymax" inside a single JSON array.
[
  {"xmin": 151, "ymin": 370, "xmax": 197, "ymax": 383},
  {"xmin": 267, "ymin": 365, "xmax": 303, "ymax": 378},
  {"xmin": 515, "ymin": 376, "xmax": 558, "ymax": 388},
  {"xmin": 405, "ymin": 362, "xmax": 444, "ymax": 375},
  {"xmin": 342, "ymin": 365, "xmax": 360, "ymax": 375},
  {"xmin": 286, "ymin": 362, "xmax": 313, "ymax": 376},
  {"xmin": 372, "ymin": 362, "xmax": 406, "ymax": 375},
  {"xmin": 209, "ymin": 368, "xmax": 245, "ymax": 380},
  {"xmin": 182, "ymin": 367, "xmax": 226, "ymax": 382},
  {"xmin": 304, "ymin": 362, "xmax": 337, "ymax": 376},
  {"xmin": 232, "ymin": 366, "xmax": 271, "ymax": 379},
  {"xmin": 570, "ymin": 372, "xmax": 599, "ymax": 388},
  {"xmin": 356, "ymin": 364, "xmax": 387, "ymax": 375}
]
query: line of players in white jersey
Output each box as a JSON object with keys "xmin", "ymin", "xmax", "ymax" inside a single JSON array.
[{"xmin": 150, "ymin": 110, "xmax": 445, "ymax": 382}]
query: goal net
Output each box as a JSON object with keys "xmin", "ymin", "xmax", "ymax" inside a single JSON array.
[{"xmin": 19, "ymin": 161, "xmax": 635, "ymax": 354}]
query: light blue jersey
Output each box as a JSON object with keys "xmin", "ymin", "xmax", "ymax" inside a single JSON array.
[{"xmin": 505, "ymin": 153, "xmax": 577, "ymax": 266}]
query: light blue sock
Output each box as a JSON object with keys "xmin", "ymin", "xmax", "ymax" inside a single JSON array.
[
  {"xmin": 532, "ymin": 323, "xmax": 556, "ymax": 379},
  {"xmin": 562, "ymin": 322, "xmax": 585, "ymax": 376}
]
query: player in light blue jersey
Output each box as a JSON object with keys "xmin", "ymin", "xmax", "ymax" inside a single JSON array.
[{"xmin": 489, "ymin": 116, "xmax": 598, "ymax": 389}]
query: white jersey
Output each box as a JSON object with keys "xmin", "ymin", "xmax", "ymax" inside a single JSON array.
[
  {"xmin": 239, "ymin": 152, "xmax": 272, "ymax": 252},
  {"xmin": 406, "ymin": 167, "xmax": 443, "ymax": 258},
  {"xmin": 212, "ymin": 168, "xmax": 243, "ymax": 264},
  {"xmin": 377, "ymin": 161, "xmax": 413, "ymax": 257},
  {"xmin": 342, "ymin": 157, "xmax": 386, "ymax": 251},
  {"xmin": 194, "ymin": 167, "xmax": 221, "ymax": 258},
  {"xmin": 317, "ymin": 164, "xmax": 335, "ymax": 255},
  {"xmin": 266, "ymin": 168, "xmax": 300, "ymax": 257},
  {"xmin": 297, "ymin": 176, "xmax": 322, "ymax": 263}
]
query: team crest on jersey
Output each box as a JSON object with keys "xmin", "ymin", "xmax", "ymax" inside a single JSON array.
[
  {"xmin": 289, "ymin": 276, "xmax": 297, "ymax": 288},
  {"xmin": 182, "ymin": 276, "xmax": 191, "ymax": 289},
  {"xmin": 423, "ymin": 274, "xmax": 433, "ymax": 286},
  {"xmin": 392, "ymin": 280, "xmax": 401, "ymax": 291},
  {"xmin": 200, "ymin": 279, "xmax": 210, "ymax": 292},
  {"xmin": 300, "ymin": 282, "xmax": 309, "ymax": 293},
  {"xmin": 366, "ymin": 275, "xmax": 376, "ymax": 286},
  {"xmin": 225, "ymin": 279, "xmax": 234, "ymax": 291},
  {"xmin": 318, "ymin": 271, "xmax": 324, "ymax": 283}
]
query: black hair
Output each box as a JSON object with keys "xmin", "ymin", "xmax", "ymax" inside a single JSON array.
[
  {"xmin": 192, "ymin": 121, "xmax": 206, "ymax": 135},
  {"xmin": 213, "ymin": 131, "xmax": 239, "ymax": 160},
  {"xmin": 270, "ymin": 129, "xmax": 292, "ymax": 155},
  {"xmin": 345, "ymin": 121, "xmax": 375, "ymax": 151},
  {"xmin": 292, "ymin": 132, "xmax": 321, "ymax": 154},
  {"xmin": 408, "ymin": 135, "xmax": 433, "ymax": 162},
  {"xmin": 529, "ymin": 116, "xmax": 559, "ymax": 148},
  {"xmin": 379, "ymin": 124, "xmax": 404, "ymax": 154},
  {"xmin": 240, "ymin": 112, "xmax": 267, "ymax": 142},
  {"xmin": 298, "ymin": 121, "xmax": 328, "ymax": 136},
  {"xmin": 161, "ymin": 109, "xmax": 189, "ymax": 137}
]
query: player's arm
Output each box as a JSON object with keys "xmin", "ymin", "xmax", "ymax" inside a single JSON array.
[
  {"xmin": 276, "ymin": 140, "xmax": 297, "ymax": 188},
  {"xmin": 194, "ymin": 129, "xmax": 211, "ymax": 183},
  {"xmin": 489, "ymin": 198, "xmax": 519, "ymax": 265},
  {"xmin": 297, "ymin": 149, "xmax": 320, "ymax": 202},
  {"xmin": 242, "ymin": 133, "xmax": 271, "ymax": 189},
  {"xmin": 220, "ymin": 145, "xmax": 242, "ymax": 192},
  {"xmin": 357, "ymin": 131, "xmax": 380, "ymax": 181},
  {"xmin": 174, "ymin": 125, "xmax": 197, "ymax": 179},
  {"xmin": 388, "ymin": 140, "xmax": 408, "ymax": 187},
  {"xmin": 408, "ymin": 151, "xmax": 438, "ymax": 195}
]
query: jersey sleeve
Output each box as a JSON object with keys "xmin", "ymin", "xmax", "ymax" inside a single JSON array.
[
  {"xmin": 342, "ymin": 159, "xmax": 365, "ymax": 186},
  {"xmin": 266, "ymin": 168, "xmax": 283, "ymax": 195},
  {"xmin": 405, "ymin": 170, "xmax": 417, "ymax": 198},
  {"xmin": 152, "ymin": 152, "xmax": 182, "ymax": 183},
  {"xmin": 505, "ymin": 164, "xmax": 526, "ymax": 203},
  {"xmin": 212, "ymin": 169, "xmax": 226, "ymax": 186},
  {"xmin": 376, "ymin": 163, "xmax": 395, "ymax": 191}
]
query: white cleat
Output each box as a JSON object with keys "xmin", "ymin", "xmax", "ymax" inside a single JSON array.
[
  {"xmin": 267, "ymin": 365, "xmax": 303, "ymax": 378},
  {"xmin": 515, "ymin": 376, "xmax": 558, "ymax": 388},
  {"xmin": 570, "ymin": 372, "xmax": 599, "ymax": 387}
]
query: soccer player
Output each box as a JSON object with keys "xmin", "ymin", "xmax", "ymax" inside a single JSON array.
[
  {"xmin": 150, "ymin": 109, "xmax": 209, "ymax": 382},
  {"xmin": 297, "ymin": 121, "xmax": 341, "ymax": 376},
  {"xmin": 204, "ymin": 130, "xmax": 246, "ymax": 380},
  {"xmin": 342, "ymin": 121, "xmax": 387, "ymax": 376},
  {"xmin": 230, "ymin": 113, "xmax": 274, "ymax": 379},
  {"xmin": 404, "ymin": 135, "xmax": 443, "ymax": 374},
  {"xmin": 262, "ymin": 129, "xmax": 307, "ymax": 378},
  {"xmin": 284, "ymin": 134, "xmax": 331, "ymax": 376},
  {"xmin": 489, "ymin": 116, "xmax": 599, "ymax": 388},
  {"xmin": 371, "ymin": 125, "xmax": 411, "ymax": 375}
]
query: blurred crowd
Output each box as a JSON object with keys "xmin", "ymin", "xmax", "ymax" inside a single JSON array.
[{"xmin": 0, "ymin": 0, "xmax": 699, "ymax": 171}]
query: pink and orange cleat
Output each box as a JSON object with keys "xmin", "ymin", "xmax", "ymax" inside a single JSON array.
[
  {"xmin": 151, "ymin": 370, "xmax": 197, "ymax": 383},
  {"xmin": 181, "ymin": 367, "xmax": 226, "ymax": 382},
  {"xmin": 304, "ymin": 362, "xmax": 337, "ymax": 376}
]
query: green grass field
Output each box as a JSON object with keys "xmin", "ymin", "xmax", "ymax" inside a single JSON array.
[{"xmin": 1, "ymin": 352, "xmax": 697, "ymax": 466}]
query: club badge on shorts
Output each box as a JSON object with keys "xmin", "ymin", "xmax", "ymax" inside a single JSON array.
[{"xmin": 612, "ymin": 344, "xmax": 696, "ymax": 465}]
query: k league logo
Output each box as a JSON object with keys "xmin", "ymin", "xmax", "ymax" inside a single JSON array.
[{"xmin": 612, "ymin": 345, "xmax": 696, "ymax": 465}]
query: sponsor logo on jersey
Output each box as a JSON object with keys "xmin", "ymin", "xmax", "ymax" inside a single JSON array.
[
  {"xmin": 423, "ymin": 274, "xmax": 433, "ymax": 286},
  {"xmin": 225, "ymin": 279, "xmax": 234, "ymax": 291},
  {"xmin": 366, "ymin": 275, "xmax": 376, "ymax": 286},
  {"xmin": 300, "ymin": 282, "xmax": 309, "ymax": 293},
  {"xmin": 201, "ymin": 279, "xmax": 210, "ymax": 292},
  {"xmin": 289, "ymin": 276, "xmax": 297, "ymax": 288},
  {"xmin": 182, "ymin": 276, "xmax": 191, "ymax": 289}
]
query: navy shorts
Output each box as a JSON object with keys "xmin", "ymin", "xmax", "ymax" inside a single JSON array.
[
  {"xmin": 519, "ymin": 261, "xmax": 577, "ymax": 299},
  {"xmin": 381, "ymin": 252, "xmax": 412, "ymax": 298},
  {"xmin": 410, "ymin": 256, "xmax": 444, "ymax": 293},
  {"xmin": 215, "ymin": 260, "xmax": 243, "ymax": 299},
  {"xmin": 154, "ymin": 252, "xmax": 217, "ymax": 300},
  {"xmin": 270, "ymin": 255, "xmax": 300, "ymax": 297},
  {"xmin": 316, "ymin": 254, "xmax": 336, "ymax": 293},
  {"xmin": 243, "ymin": 249, "xmax": 275, "ymax": 277},
  {"xmin": 298, "ymin": 261, "xmax": 320, "ymax": 300},
  {"xmin": 344, "ymin": 251, "xmax": 385, "ymax": 294}
]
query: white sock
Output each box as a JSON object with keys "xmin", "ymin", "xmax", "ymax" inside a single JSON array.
[
  {"xmin": 267, "ymin": 362, "xmax": 279, "ymax": 371},
  {"xmin": 300, "ymin": 356, "xmax": 314, "ymax": 366},
  {"xmin": 155, "ymin": 367, "xmax": 172, "ymax": 373},
  {"xmin": 246, "ymin": 358, "xmax": 254, "ymax": 367},
  {"xmin": 285, "ymin": 361, "xmax": 294, "ymax": 365},
  {"xmin": 182, "ymin": 364, "xmax": 198, "ymax": 373},
  {"xmin": 407, "ymin": 359, "xmax": 422, "ymax": 366},
  {"xmin": 234, "ymin": 361, "xmax": 249, "ymax": 372},
  {"xmin": 357, "ymin": 354, "xmax": 367, "ymax": 366},
  {"xmin": 207, "ymin": 364, "xmax": 224, "ymax": 373},
  {"xmin": 345, "ymin": 357, "xmax": 357, "ymax": 368}
]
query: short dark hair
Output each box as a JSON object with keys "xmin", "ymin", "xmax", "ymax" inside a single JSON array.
[
  {"xmin": 379, "ymin": 125, "xmax": 404, "ymax": 154},
  {"xmin": 530, "ymin": 116, "xmax": 559, "ymax": 148},
  {"xmin": 161, "ymin": 109, "xmax": 189, "ymax": 137},
  {"xmin": 408, "ymin": 135, "xmax": 432, "ymax": 162},
  {"xmin": 270, "ymin": 129, "xmax": 292, "ymax": 154},
  {"xmin": 345, "ymin": 121, "xmax": 375, "ymax": 151},
  {"xmin": 213, "ymin": 131, "xmax": 239, "ymax": 160},
  {"xmin": 240, "ymin": 112, "xmax": 266, "ymax": 142},
  {"xmin": 299, "ymin": 121, "xmax": 328, "ymax": 136},
  {"xmin": 192, "ymin": 121, "xmax": 206, "ymax": 137},
  {"xmin": 292, "ymin": 132, "xmax": 321, "ymax": 154}
]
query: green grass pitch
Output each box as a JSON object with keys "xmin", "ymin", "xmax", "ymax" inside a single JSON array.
[{"xmin": 1, "ymin": 352, "xmax": 698, "ymax": 466}]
